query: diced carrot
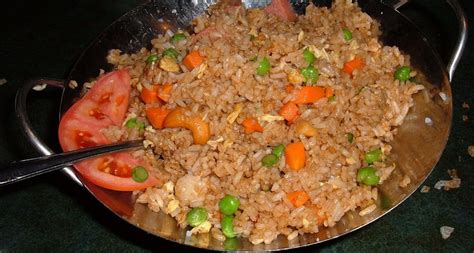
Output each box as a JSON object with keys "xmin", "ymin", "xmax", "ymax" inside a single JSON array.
[
  {"xmin": 292, "ymin": 86, "xmax": 326, "ymax": 104},
  {"xmin": 325, "ymin": 87, "xmax": 334, "ymax": 97},
  {"xmin": 287, "ymin": 191, "xmax": 309, "ymax": 207},
  {"xmin": 285, "ymin": 84, "xmax": 294, "ymax": 93},
  {"xmin": 342, "ymin": 56, "xmax": 364, "ymax": 75},
  {"xmin": 285, "ymin": 141, "xmax": 305, "ymax": 171},
  {"xmin": 183, "ymin": 51, "xmax": 203, "ymax": 70},
  {"xmin": 242, "ymin": 117, "xmax": 264, "ymax": 134},
  {"xmin": 265, "ymin": 0, "xmax": 297, "ymax": 22},
  {"xmin": 145, "ymin": 107, "xmax": 171, "ymax": 129},
  {"xmin": 157, "ymin": 83, "xmax": 173, "ymax": 102},
  {"xmin": 140, "ymin": 85, "xmax": 159, "ymax": 104},
  {"xmin": 278, "ymin": 102, "xmax": 299, "ymax": 123}
]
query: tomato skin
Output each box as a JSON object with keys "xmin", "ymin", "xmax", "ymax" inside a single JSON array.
[{"xmin": 58, "ymin": 70, "xmax": 159, "ymax": 191}]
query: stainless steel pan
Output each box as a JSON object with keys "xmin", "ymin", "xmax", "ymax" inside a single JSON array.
[{"xmin": 14, "ymin": 0, "xmax": 467, "ymax": 251}]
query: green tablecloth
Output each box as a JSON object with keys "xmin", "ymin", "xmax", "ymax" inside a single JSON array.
[{"xmin": 0, "ymin": 0, "xmax": 472, "ymax": 251}]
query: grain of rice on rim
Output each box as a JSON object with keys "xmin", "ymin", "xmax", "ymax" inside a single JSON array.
[{"xmin": 105, "ymin": 0, "xmax": 425, "ymax": 245}]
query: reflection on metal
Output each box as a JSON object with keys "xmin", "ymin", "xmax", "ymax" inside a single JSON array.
[
  {"xmin": 18, "ymin": 0, "xmax": 459, "ymax": 251},
  {"xmin": 446, "ymin": 0, "xmax": 468, "ymax": 81},
  {"xmin": 15, "ymin": 78, "xmax": 84, "ymax": 187}
]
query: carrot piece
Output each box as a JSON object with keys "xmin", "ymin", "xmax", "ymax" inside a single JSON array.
[
  {"xmin": 278, "ymin": 102, "xmax": 299, "ymax": 123},
  {"xmin": 242, "ymin": 117, "xmax": 264, "ymax": 134},
  {"xmin": 287, "ymin": 191, "xmax": 309, "ymax": 207},
  {"xmin": 140, "ymin": 85, "xmax": 159, "ymax": 104},
  {"xmin": 264, "ymin": 0, "xmax": 297, "ymax": 22},
  {"xmin": 145, "ymin": 107, "xmax": 171, "ymax": 129},
  {"xmin": 342, "ymin": 56, "xmax": 364, "ymax": 75},
  {"xmin": 285, "ymin": 84, "xmax": 294, "ymax": 93},
  {"xmin": 285, "ymin": 142, "xmax": 305, "ymax": 171},
  {"xmin": 292, "ymin": 86, "xmax": 326, "ymax": 104},
  {"xmin": 183, "ymin": 51, "xmax": 203, "ymax": 70},
  {"xmin": 325, "ymin": 87, "xmax": 334, "ymax": 97},
  {"xmin": 157, "ymin": 83, "xmax": 173, "ymax": 102}
]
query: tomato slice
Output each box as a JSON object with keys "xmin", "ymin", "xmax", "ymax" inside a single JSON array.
[{"xmin": 58, "ymin": 70, "xmax": 159, "ymax": 191}]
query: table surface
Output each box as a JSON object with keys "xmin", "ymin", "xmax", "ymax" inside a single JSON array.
[{"xmin": 0, "ymin": 0, "xmax": 472, "ymax": 252}]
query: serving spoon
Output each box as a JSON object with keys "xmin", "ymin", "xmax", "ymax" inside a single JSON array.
[{"xmin": 0, "ymin": 140, "xmax": 142, "ymax": 186}]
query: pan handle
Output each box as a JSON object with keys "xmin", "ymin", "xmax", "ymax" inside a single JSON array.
[
  {"xmin": 14, "ymin": 78, "xmax": 84, "ymax": 187},
  {"xmin": 387, "ymin": 0, "xmax": 468, "ymax": 81}
]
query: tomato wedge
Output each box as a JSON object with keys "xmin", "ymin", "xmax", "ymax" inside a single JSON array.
[{"xmin": 58, "ymin": 70, "xmax": 159, "ymax": 191}]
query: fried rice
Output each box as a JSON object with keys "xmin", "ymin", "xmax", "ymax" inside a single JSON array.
[{"xmin": 103, "ymin": 0, "xmax": 424, "ymax": 245}]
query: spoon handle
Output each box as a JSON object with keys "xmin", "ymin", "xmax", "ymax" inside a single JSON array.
[{"xmin": 0, "ymin": 140, "xmax": 143, "ymax": 186}]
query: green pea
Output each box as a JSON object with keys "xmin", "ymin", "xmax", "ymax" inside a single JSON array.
[
  {"xmin": 328, "ymin": 95, "xmax": 336, "ymax": 102},
  {"xmin": 125, "ymin": 118, "xmax": 145, "ymax": 130},
  {"xmin": 132, "ymin": 166, "xmax": 149, "ymax": 182},
  {"xmin": 347, "ymin": 132, "xmax": 354, "ymax": 144},
  {"xmin": 171, "ymin": 33, "xmax": 186, "ymax": 43},
  {"xmin": 301, "ymin": 65, "xmax": 319, "ymax": 84},
  {"xmin": 224, "ymin": 237, "xmax": 238, "ymax": 250},
  {"xmin": 356, "ymin": 166, "xmax": 380, "ymax": 186},
  {"xmin": 219, "ymin": 195, "xmax": 240, "ymax": 215},
  {"xmin": 303, "ymin": 48, "xmax": 315, "ymax": 65},
  {"xmin": 162, "ymin": 48, "xmax": 180, "ymax": 59},
  {"xmin": 261, "ymin": 154, "xmax": 278, "ymax": 168},
  {"xmin": 272, "ymin": 144, "xmax": 285, "ymax": 158},
  {"xmin": 364, "ymin": 148, "xmax": 382, "ymax": 164},
  {"xmin": 394, "ymin": 66, "xmax": 411, "ymax": 81},
  {"xmin": 186, "ymin": 207, "xmax": 208, "ymax": 227},
  {"xmin": 125, "ymin": 118, "xmax": 138, "ymax": 128},
  {"xmin": 221, "ymin": 215, "xmax": 236, "ymax": 238},
  {"xmin": 342, "ymin": 28, "xmax": 353, "ymax": 41},
  {"xmin": 256, "ymin": 57, "xmax": 270, "ymax": 76},
  {"xmin": 146, "ymin": 54, "xmax": 159, "ymax": 64},
  {"xmin": 137, "ymin": 121, "xmax": 145, "ymax": 130}
]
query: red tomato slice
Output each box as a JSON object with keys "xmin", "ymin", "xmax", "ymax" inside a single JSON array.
[
  {"xmin": 77, "ymin": 153, "xmax": 158, "ymax": 192},
  {"xmin": 84, "ymin": 70, "xmax": 131, "ymax": 126},
  {"xmin": 58, "ymin": 70, "xmax": 159, "ymax": 191}
]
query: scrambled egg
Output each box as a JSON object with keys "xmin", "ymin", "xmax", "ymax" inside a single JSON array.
[
  {"xmin": 159, "ymin": 56, "xmax": 180, "ymax": 72},
  {"xmin": 226, "ymin": 103, "xmax": 243, "ymax": 124}
]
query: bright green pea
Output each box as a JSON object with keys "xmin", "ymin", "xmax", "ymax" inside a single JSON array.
[
  {"xmin": 132, "ymin": 166, "xmax": 148, "ymax": 182},
  {"xmin": 356, "ymin": 166, "xmax": 380, "ymax": 186},
  {"xmin": 347, "ymin": 132, "xmax": 354, "ymax": 144},
  {"xmin": 162, "ymin": 48, "xmax": 180, "ymax": 59},
  {"xmin": 221, "ymin": 215, "xmax": 236, "ymax": 238},
  {"xmin": 342, "ymin": 28, "xmax": 353, "ymax": 41},
  {"xmin": 186, "ymin": 207, "xmax": 208, "ymax": 227},
  {"xmin": 256, "ymin": 57, "xmax": 270, "ymax": 76},
  {"xmin": 328, "ymin": 95, "xmax": 336, "ymax": 102},
  {"xmin": 301, "ymin": 65, "xmax": 319, "ymax": 84},
  {"xmin": 272, "ymin": 144, "xmax": 285, "ymax": 158},
  {"xmin": 171, "ymin": 33, "xmax": 186, "ymax": 43},
  {"xmin": 261, "ymin": 154, "xmax": 278, "ymax": 168},
  {"xmin": 137, "ymin": 121, "xmax": 145, "ymax": 130},
  {"xmin": 219, "ymin": 195, "xmax": 240, "ymax": 215},
  {"xmin": 364, "ymin": 148, "xmax": 382, "ymax": 164},
  {"xmin": 303, "ymin": 48, "xmax": 315, "ymax": 65},
  {"xmin": 224, "ymin": 237, "xmax": 238, "ymax": 250},
  {"xmin": 394, "ymin": 66, "xmax": 411, "ymax": 81},
  {"xmin": 125, "ymin": 118, "xmax": 138, "ymax": 128},
  {"xmin": 146, "ymin": 54, "xmax": 159, "ymax": 64}
]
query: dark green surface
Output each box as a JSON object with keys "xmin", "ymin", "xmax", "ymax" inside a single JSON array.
[{"xmin": 0, "ymin": 0, "xmax": 472, "ymax": 252}]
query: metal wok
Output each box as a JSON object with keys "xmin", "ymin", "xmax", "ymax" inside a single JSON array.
[{"xmin": 15, "ymin": 0, "xmax": 467, "ymax": 251}]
